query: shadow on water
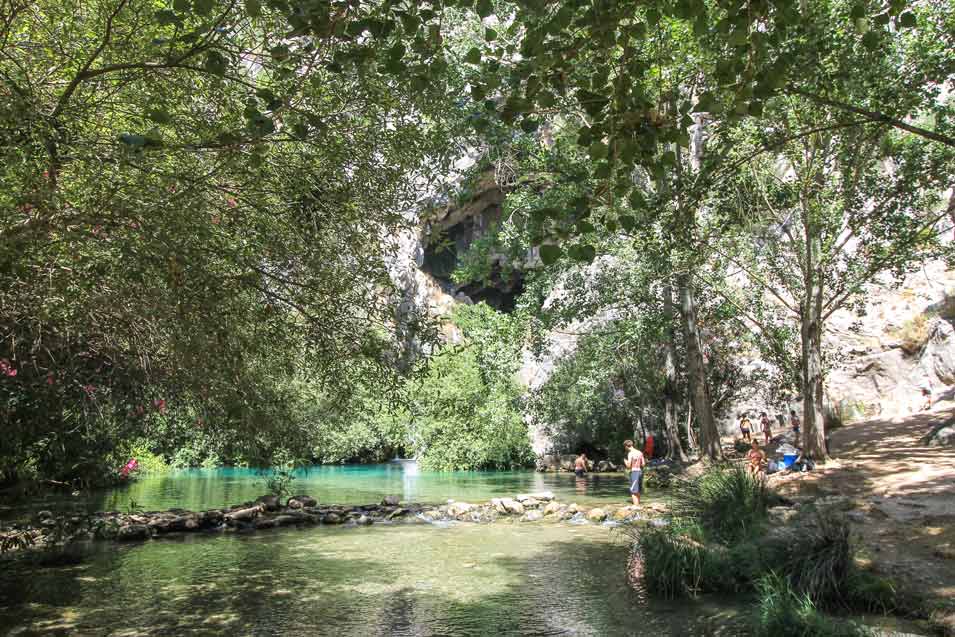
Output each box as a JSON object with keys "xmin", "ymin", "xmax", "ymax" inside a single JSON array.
[{"xmin": 1, "ymin": 524, "xmax": 745, "ymax": 637}]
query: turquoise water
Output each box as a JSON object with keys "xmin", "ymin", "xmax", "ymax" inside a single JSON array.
[{"xmin": 7, "ymin": 463, "xmax": 636, "ymax": 519}]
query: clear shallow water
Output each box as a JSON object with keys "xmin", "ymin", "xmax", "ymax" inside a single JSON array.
[
  {"xmin": 5, "ymin": 464, "xmax": 638, "ymax": 519},
  {"xmin": 0, "ymin": 522, "xmax": 745, "ymax": 636}
]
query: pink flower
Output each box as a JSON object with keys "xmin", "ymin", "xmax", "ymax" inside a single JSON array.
[
  {"xmin": 154, "ymin": 398, "xmax": 167, "ymax": 414},
  {"xmin": 82, "ymin": 384, "xmax": 96, "ymax": 395},
  {"xmin": 226, "ymin": 197, "xmax": 237, "ymax": 208},
  {"xmin": 0, "ymin": 359, "xmax": 16, "ymax": 377}
]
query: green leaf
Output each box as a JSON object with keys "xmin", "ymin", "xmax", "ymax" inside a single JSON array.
[
  {"xmin": 203, "ymin": 51, "xmax": 228, "ymax": 75},
  {"xmin": 476, "ymin": 0, "xmax": 493, "ymax": 18},
  {"xmin": 464, "ymin": 47, "xmax": 482, "ymax": 65},
  {"xmin": 588, "ymin": 141, "xmax": 609, "ymax": 160},
  {"xmin": 173, "ymin": 0, "xmax": 190, "ymax": 11},
  {"xmin": 861, "ymin": 30, "xmax": 880, "ymax": 49},
  {"xmin": 245, "ymin": 0, "xmax": 262, "ymax": 17},
  {"xmin": 520, "ymin": 118, "xmax": 539, "ymax": 133},
  {"xmin": 568, "ymin": 244, "xmax": 596, "ymax": 263},
  {"xmin": 270, "ymin": 45, "xmax": 290, "ymax": 61},
  {"xmin": 118, "ymin": 132, "xmax": 147, "ymax": 147},
  {"xmin": 194, "ymin": 0, "xmax": 214, "ymax": 16},
  {"xmin": 146, "ymin": 108, "xmax": 172, "ymax": 124},
  {"xmin": 898, "ymin": 12, "xmax": 916, "ymax": 27},
  {"xmin": 539, "ymin": 244, "xmax": 562, "ymax": 265},
  {"xmin": 154, "ymin": 10, "xmax": 180, "ymax": 25},
  {"xmin": 485, "ymin": 28, "xmax": 497, "ymax": 41},
  {"xmin": 628, "ymin": 190, "xmax": 645, "ymax": 209},
  {"xmin": 619, "ymin": 215, "xmax": 636, "ymax": 231}
]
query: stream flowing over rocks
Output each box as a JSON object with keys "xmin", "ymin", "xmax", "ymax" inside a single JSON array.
[{"xmin": 1, "ymin": 491, "xmax": 667, "ymax": 554}]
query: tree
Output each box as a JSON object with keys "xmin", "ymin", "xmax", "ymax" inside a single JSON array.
[{"xmin": 709, "ymin": 100, "xmax": 955, "ymax": 458}]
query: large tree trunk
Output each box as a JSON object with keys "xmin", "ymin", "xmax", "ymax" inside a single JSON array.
[
  {"xmin": 800, "ymin": 219, "xmax": 830, "ymax": 460},
  {"xmin": 678, "ymin": 274, "xmax": 722, "ymax": 460},
  {"xmin": 662, "ymin": 283, "xmax": 688, "ymax": 461}
]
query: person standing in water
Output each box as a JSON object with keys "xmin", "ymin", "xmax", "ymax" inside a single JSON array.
[
  {"xmin": 623, "ymin": 440, "xmax": 645, "ymax": 506},
  {"xmin": 574, "ymin": 453, "xmax": 588, "ymax": 478}
]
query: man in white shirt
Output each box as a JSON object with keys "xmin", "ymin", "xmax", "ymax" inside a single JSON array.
[{"xmin": 623, "ymin": 439, "xmax": 645, "ymax": 506}]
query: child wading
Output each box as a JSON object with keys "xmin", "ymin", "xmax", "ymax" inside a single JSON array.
[{"xmin": 623, "ymin": 439, "xmax": 645, "ymax": 506}]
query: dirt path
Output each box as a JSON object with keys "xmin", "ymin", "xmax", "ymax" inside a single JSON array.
[{"xmin": 766, "ymin": 407, "xmax": 955, "ymax": 633}]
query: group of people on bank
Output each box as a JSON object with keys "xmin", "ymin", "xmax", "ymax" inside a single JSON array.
[{"xmin": 739, "ymin": 409, "xmax": 805, "ymax": 479}]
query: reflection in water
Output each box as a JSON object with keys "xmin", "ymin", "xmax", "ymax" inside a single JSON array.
[
  {"xmin": 0, "ymin": 522, "xmax": 745, "ymax": 636},
  {"xmin": 4, "ymin": 464, "xmax": 636, "ymax": 521}
]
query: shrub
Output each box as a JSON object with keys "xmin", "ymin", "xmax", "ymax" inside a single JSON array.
[
  {"xmin": 670, "ymin": 463, "xmax": 771, "ymax": 544},
  {"xmin": 776, "ymin": 508, "xmax": 854, "ymax": 605},
  {"xmin": 634, "ymin": 523, "xmax": 740, "ymax": 599},
  {"xmin": 844, "ymin": 570, "xmax": 898, "ymax": 615},
  {"xmin": 754, "ymin": 573, "xmax": 871, "ymax": 637}
]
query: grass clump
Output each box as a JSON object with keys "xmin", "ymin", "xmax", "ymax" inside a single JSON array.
[
  {"xmin": 670, "ymin": 463, "xmax": 771, "ymax": 544},
  {"xmin": 775, "ymin": 508, "xmax": 854, "ymax": 605},
  {"xmin": 754, "ymin": 573, "xmax": 871, "ymax": 637}
]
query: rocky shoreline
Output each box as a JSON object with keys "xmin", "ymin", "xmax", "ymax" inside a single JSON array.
[{"xmin": 0, "ymin": 491, "xmax": 667, "ymax": 554}]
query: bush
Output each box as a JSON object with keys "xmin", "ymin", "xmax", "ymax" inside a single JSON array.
[
  {"xmin": 774, "ymin": 508, "xmax": 854, "ymax": 605},
  {"xmin": 634, "ymin": 523, "xmax": 744, "ymax": 599},
  {"xmin": 844, "ymin": 570, "xmax": 898, "ymax": 615},
  {"xmin": 670, "ymin": 463, "xmax": 771, "ymax": 544},
  {"xmin": 754, "ymin": 573, "xmax": 872, "ymax": 637}
]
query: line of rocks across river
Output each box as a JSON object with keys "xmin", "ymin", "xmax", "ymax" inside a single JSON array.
[{"xmin": 1, "ymin": 491, "xmax": 669, "ymax": 553}]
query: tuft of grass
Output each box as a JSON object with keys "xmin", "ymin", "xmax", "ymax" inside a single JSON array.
[
  {"xmin": 754, "ymin": 573, "xmax": 872, "ymax": 637},
  {"xmin": 670, "ymin": 463, "xmax": 771, "ymax": 544},
  {"xmin": 891, "ymin": 314, "xmax": 930, "ymax": 353},
  {"xmin": 774, "ymin": 508, "xmax": 854, "ymax": 606},
  {"xmin": 636, "ymin": 524, "xmax": 713, "ymax": 599}
]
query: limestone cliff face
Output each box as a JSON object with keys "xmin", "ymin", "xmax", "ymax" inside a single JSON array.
[{"xmin": 395, "ymin": 176, "xmax": 955, "ymax": 450}]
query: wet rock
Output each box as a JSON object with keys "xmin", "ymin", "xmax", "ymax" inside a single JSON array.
[
  {"xmin": 613, "ymin": 507, "xmax": 637, "ymax": 521},
  {"xmin": 586, "ymin": 508, "xmax": 607, "ymax": 522},
  {"xmin": 356, "ymin": 515, "xmax": 372, "ymax": 526},
  {"xmin": 254, "ymin": 518, "xmax": 278, "ymax": 530},
  {"xmin": 37, "ymin": 510, "xmax": 54, "ymax": 521},
  {"xmin": 543, "ymin": 502, "xmax": 563, "ymax": 516},
  {"xmin": 566, "ymin": 503, "xmax": 579, "ymax": 514},
  {"xmin": 287, "ymin": 495, "xmax": 317, "ymax": 509},
  {"xmin": 923, "ymin": 423, "xmax": 955, "ymax": 447},
  {"xmin": 323, "ymin": 513, "xmax": 343, "ymax": 524},
  {"xmin": 516, "ymin": 491, "xmax": 555, "ymax": 502},
  {"xmin": 521, "ymin": 498, "xmax": 541, "ymax": 508},
  {"xmin": 224, "ymin": 505, "xmax": 263, "ymax": 523},
  {"xmin": 387, "ymin": 508, "xmax": 408, "ymax": 520},
  {"xmin": 447, "ymin": 502, "xmax": 474, "ymax": 517},
  {"xmin": 500, "ymin": 499, "xmax": 525, "ymax": 515},
  {"xmin": 200, "ymin": 510, "xmax": 224, "ymax": 527},
  {"xmin": 272, "ymin": 515, "xmax": 300, "ymax": 527},
  {"xmin": 381, "ymin": 495, "xmax": 400, "ymax": 506},
  {"xmin": 117, "ymin": 524, "xmax": 150, "ymax": 542},
  {"xmin": 522, "ymin": 511, "xmax": 543, "ymax": 522},
  {"xmin": 255, "ymin": 495, "xmax": 281, "ymax": 511}
]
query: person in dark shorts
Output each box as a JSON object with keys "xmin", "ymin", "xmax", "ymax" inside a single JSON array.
[
  {"xmin": 738, "ymin": 413, "xmax": 752, "ymax": 442},
  {"xmin": 790, "ymin": 409, "xmax": 800, "ymax": 436},
  {"xmin": 574, "ymin": 453, "xmax": 588, "ymax": 478},
  {"xmin": 623, "ymin": 439, "xmax": 645, "ymax": 506}
]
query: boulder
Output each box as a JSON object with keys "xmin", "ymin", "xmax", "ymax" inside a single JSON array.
[
  {"xmin": 356, "ymin": 515, "xmax": 372, "ymax": 526},
  {"xmin": 254, "ymin": 518, "xmax": 278, "ymax": 530},
  {"xmin": 287, "ymin": 495, "xmax": 317, "ymax": 509},
  {"xmin": 381, "ymin": 495, "xmax": 401, "ymax": 506},
  {"xmin": 558, "ymin": 455, "xmax": 577, "ymax": 471},
  {"xmin": 255, "ymin": 495, "xmax": 281, "ymax": 511},
  {"xmin": 200, "ymin": 510, "xmax": 224, "ymax": 527},
  {"xmin": 387, "ymin": 508, "xmax": 408, "ymax": 520},
  {"xmin": 117, "ymin": 524, "xmax": 150, "ymax": 541},
  {"xmin": 516, "ymin": 491, "xmax": 555, "ymax": 502},
  {"xmin": 521, "ymin": 498, "xmax": 540, "ymax": 508},
  {"xmin": 923, "ymin": 423, "xmax": 955, "ymax": 447},
  {"xmin": 543, "ymin": 502, "xmax": 562, "ymax": 516},
  {"xmin": 225, "ymin": 505, "xmax": 263, "ymax": 522},
  {"xmin": 557, "ymin": 509, "xmax": 575, "ymax": 521},
  {"xmin": 323, "ymin": 513, "xmax": 343, "ymax": 524},
  {"xmin": 272, "ymin": 515, "xmax": 302, "ymax": 526},
  {"xmin": 586, "ymin": 508, "xmax": 607, "ymax": 522},
  {"xmin": 613, "ymin": 507, "xmax": 636, "ymax": 521},
  {"xmin": 503, "ymin": 499, "xmax": 525, "ymax": 515},
  {"xmin": 522, "ymin": 511, "xmax": 543, "ymax": 522},
  {"xmin": 447, "ymin": 502, "xmax": 474, "ymax": 517},
  {"xmin": 36, "ymin": 510, "xmax": 54, "ymax": 521}
]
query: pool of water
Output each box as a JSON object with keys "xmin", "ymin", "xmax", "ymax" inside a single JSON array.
[
  {"xmin": 0, "ymin": 522, "xmax": 746, "ymax": 636},
  {"xmin": 4, "ymin": 464, "xmax": 637, "ymax": 520}
]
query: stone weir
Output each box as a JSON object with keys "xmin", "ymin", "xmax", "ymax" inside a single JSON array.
[{"xmin": 3, "ymin": 492, "xmax": 668, "ymax": 550}]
